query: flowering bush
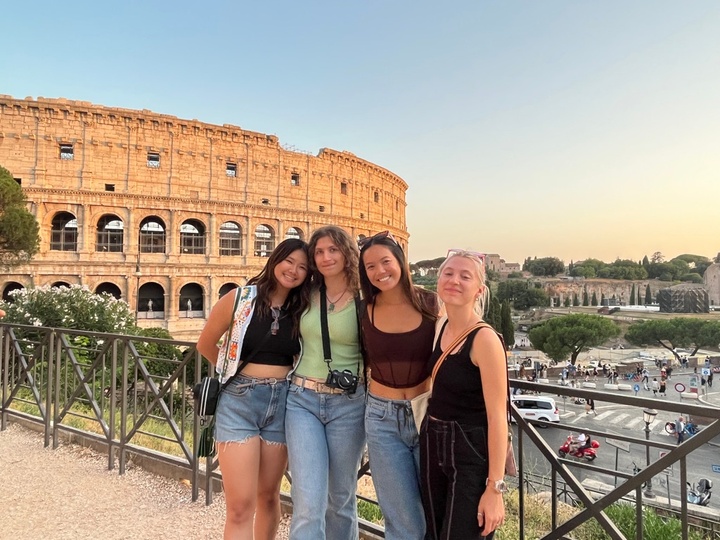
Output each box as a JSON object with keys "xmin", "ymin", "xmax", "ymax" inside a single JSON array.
[{"xmin": 0, "ymin": 284, "xmax": 136, "ymax": 334}]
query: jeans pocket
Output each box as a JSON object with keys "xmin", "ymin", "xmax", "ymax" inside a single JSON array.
[
  {"xmin": 455, "ymin": 423, "xmax": 488, "ymax": 464},
  {"xmin": 223, "ymin": 381, "xmax": 251, "ymax": 397},
  {"xmin": 365, "ymin": 401, "xmax": 388, "ymax": 422},
  {"xmin": 288, "ymin": 383, "xmax": 304, "ymax": 395}
]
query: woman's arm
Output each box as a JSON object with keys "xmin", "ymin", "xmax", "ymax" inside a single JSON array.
[
  {"xmin": 196, "ymin": 290, "xmax": 236, "ymax": 366},
  {"xmin": 471, "ymin": 327, "xmax": 508, "ymax": 535}
]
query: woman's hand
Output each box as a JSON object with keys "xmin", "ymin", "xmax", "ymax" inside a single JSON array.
[{"xmin": 477, "ymin": 489, "xmax": 505, "ymax": 536}]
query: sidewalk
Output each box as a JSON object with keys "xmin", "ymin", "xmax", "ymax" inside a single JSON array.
[{"xmin": 0, "ymin": 422, "xmax": 291, "ymax": 539}]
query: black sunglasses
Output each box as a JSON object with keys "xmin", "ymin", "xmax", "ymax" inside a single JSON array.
[{"xmin": 358, "ymin": 230, "xmax": 399, "ymax": 249}]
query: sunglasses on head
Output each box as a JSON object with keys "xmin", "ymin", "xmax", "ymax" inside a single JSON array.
[
  {"xmin": 446, "ymin": 248, "xmax": 485, "ymax": 263},
  {"xmin": 358, "ymin": 230, "xmax": 399, "ymax": 249}
]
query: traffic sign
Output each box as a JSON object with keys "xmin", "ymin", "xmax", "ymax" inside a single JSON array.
[
  {"xmin": 702, "ymin": 368, "xmax": 711, "ymax": 377},
  {"xmin": 712, "ymin": 465, "xmax": 720, "ymax": 474},
  {"xmin": 674, "ymin": 382, "xmax": 686, "ymax": 393},
  {"xmin": 633, "ymin": 383, "xmax": 640, "ymax": 393}
]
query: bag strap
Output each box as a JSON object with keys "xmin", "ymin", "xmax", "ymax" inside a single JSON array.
[
  {"xmin": 431, "ymin": 322, "xmax": 486, "ymax": 382},
  {"xmin": 319, "ymin": 283, "xmax": 361, "ymax": 378},
  {"xmin": 216, "ymin": 287, "xmax": 243, "ymax": 383}
]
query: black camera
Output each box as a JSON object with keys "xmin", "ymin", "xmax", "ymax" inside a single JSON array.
[{"xmin": 325, "ymin": 369, "xmax": 359, "ymax": 394}]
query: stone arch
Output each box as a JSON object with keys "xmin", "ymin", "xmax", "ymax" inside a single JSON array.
[
  {"xmin": 96, "ymin": 214, "xmax": 124, "ymax": 252},
  {"xmin": 219, "ymin": 283, "xmax": 238, "ymax": 298},
  {"xmin": 95, "ymin": 282, "xmax": 122, "ymax": 299},
  {"xmin": 139, "ymin": 216, "xmax": 166, "ymax": 253},
  {"xmin": 138, "ymin": 282, "xmax": 165, "ymax": 318},
  {"xmin": 50, "ymin": 211, "xmax": 78, "ymax": 251},
  {"xmin": 219, "ymin": 221, "xmax": 242, "ymax": 256},
  {"xmin": 51, "ymin": 281, "xmax": 71, "ymax": 288},
  {"xmin": 180, "ymin": 218, "xmax": 206, "ymax": 255},
  {"xmin": 253, "ymin": 224, "xmax": 275, "ymax": 257},
  {"xmin": 2, "ymin": 282, "xmax": 25, "ymax": 302},
  {"xmin": 285, "ymin": 226, "xmax": 304, "ymax": 241},
  {"xmin": 179, "ymin": 283, "xmax": 204, "ymax": 316}
]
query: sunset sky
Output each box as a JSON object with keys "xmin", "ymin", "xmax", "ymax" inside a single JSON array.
[{"xmin": 2, "ymin": 1, "xmax": 719, "ymax": 265}]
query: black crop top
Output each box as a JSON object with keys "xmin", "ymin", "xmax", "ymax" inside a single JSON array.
[
  {"xmin": 427, "ymin": 323, "xmax": 488, "ymax": 426},
  {"xmin": 239, "ymin": 307, "xmax": 299, "ymax": 366},
  {"xmin": 362, "ymin": 302, "xmax": 436, "ymax": 389}
]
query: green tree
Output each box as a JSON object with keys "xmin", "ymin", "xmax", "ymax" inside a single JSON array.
[
  {"xmin": 644, "ymin": 284, "xmax": 652, "ymax": 305},
  {"xmin": 525, "ymin": 257, "xmax": 565, "ymax": 277},
  {"xmin": 591, "ymin": 291, "xmax": 598, "ymax": 306},
  {"xmin": 625, "ymin": 319, "xmax": 720, "ymax": 363},
  {"xmin": 563, "ymin": 296, "xmax": 570, "ymax": 307},
  {"xmin": 629, "ymin": 284, "xmax": 636, "ymax": 305},
  {"xmin": 486, "ymin": 295, "xmax": 501, "ymax": 330},
  {"xmin": 528, "ymin": 314, "xmax": 620, "ymax": 365},
  {"xmin": 572, "ymin": 293, "xmax": 580, "ymax": 307},
  {"xmin": 500, "ymin": 301, "xmax": 514, "ymax": 349},
  {"xmin": 0, "ymin": 165, "xmax": 40, "ymax": 268},
  {"xmin": 582, "ymin": 287, "xmax": 589, "ymax": 306}
]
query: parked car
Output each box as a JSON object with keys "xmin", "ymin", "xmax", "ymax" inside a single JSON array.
[{"xmin": 511, "ymin": 395, "xmax": 560, "ymax": 426}]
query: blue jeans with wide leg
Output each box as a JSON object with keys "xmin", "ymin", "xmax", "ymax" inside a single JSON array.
[
  {"xmin": 365, "ymin": 392, "xmax": 425, "ymax": 540},
  {"xmin": 285, "ymin": 382, "xmax": 366, "ymax": 540}
]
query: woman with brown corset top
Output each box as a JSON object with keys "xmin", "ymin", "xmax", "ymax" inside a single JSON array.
[{"xmin": 359, "ymin": 231, "xmax": 439, "ymax": 540}]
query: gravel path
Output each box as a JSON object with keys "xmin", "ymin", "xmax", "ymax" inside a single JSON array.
[{"xmin": 0, "ymin": 422, "xmax": 291, "ymax": 539}]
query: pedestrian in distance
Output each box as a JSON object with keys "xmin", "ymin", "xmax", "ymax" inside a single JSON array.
[
  {"xmin": 358, "ymin": 230, "xmax": 440, "ymax": 540},
  {"xmin": 196, "ymin": 238, "xmax": 311, "ymax": 540},
  {"xmin": 585, "ymin": 398, "xmax": 597, "ymax": 416},
  {"xmin": 709, "ymin": 371, "xmax": 714, "ymax": 388},
  {"xmin": 676, "ymin": 416, "xmax": 685, "ymax": 445},
  {"xmin": 651, "ymin": 378, "xmax": 659, "ymax": 396},
  {"xmin": 659, "ymin": 379, "xmax": 666, "ymax": 397}
]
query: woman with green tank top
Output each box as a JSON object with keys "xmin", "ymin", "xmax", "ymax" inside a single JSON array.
[{"xmin": 285, "ymin": 225, "xmax": 366, "ymax": 540}]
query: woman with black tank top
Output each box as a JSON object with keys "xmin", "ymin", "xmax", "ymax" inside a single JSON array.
[
  {"xmin": 359, "ymin": 231, "xmax": 439, "ymax": 540},
  {"xmin": 196, "ymin": 238, "xmax": 310, "ymax": 539},
  {"xmin": 420, "ymin": 249, "xmax": 508, "ymax": 540}
]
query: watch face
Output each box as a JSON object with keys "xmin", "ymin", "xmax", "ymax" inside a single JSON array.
[{"xmin": 495, "ymin": 480, "xmax": 508, "ymax": 493}]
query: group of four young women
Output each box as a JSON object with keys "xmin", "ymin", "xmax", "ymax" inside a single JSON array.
[{"xmin": 197, "ymin": 225, "xmax": 509, "ymax": 540}]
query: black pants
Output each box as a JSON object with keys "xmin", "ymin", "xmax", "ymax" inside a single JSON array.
[{"xmin": 420, "ymin": 417, "xmax": 494, "ymax": 540}]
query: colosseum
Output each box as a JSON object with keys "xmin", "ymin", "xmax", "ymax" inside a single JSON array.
[{"xmin": 0, "ymin": 95, "xmax": 409, "ymax": 339}]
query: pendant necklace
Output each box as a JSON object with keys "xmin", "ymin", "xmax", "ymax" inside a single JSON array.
[{"xmin": 326, "ymin": 289, "xmax": 347, "ymax": 313}]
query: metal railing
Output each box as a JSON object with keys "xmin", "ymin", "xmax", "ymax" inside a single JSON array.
[{"xmin": 3, "ymin": 321, "xmax": 720, "ymax": 539}]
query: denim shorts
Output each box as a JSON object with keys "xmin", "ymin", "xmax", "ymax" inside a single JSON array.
[{"xmin": 214, "ymin": 374, "xmax": 289, "ymax": 445}]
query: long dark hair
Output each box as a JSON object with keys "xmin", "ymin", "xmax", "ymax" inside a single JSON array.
[
  {"xmin": 359, "ymin": 235, "xmax": 437, "ymax": 319},
  {"xmin": 307, "ymin": 226, "xmax": 360, "ymax": 293},
  {"xmin": 247, "ymin": 238, "xmax": 310, "ymax": 334}
]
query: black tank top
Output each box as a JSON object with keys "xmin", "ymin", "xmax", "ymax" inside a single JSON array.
[
  {"xmin": 240, "ymin": 307, "xmax": 299, "ymax": 366},
  {"xmin": 427, "ymin": 323, "xmax": 488, "ymax": 426}
]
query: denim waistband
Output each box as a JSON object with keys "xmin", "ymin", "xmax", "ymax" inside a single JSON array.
[{"xmin": 230, "ymin": 374, "xmax": 289, "ymax": 389}]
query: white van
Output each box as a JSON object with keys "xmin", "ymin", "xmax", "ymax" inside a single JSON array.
[{"xmin": 511, "ymin": 395, "xmax": 560, "ymax": 426}]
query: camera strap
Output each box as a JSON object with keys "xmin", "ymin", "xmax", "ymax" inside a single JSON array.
[{"xmin": 319, "ymin": 283, "xmax": 361, "ymax": 378}]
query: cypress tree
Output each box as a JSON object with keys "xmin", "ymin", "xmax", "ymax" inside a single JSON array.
[
  {"xmin": 573, "ymin": 293, "xmax": 580, "ymax": 306},
  {"xmin": 629, "ymin": 284, "xmax": 636, "ymax": 305},
  {"xmin": 501, "ymin": 301, "xmax": 514, "ymax": 349},
  {"xmin": 582, "ymin": 287, "xmax": 589, "ymax": 306},
  {"xmin": 591, "ymin": 291, "xmax": 598, "ymax": 306},
  {"xmin": 644, "ymin": 284, "xmax": 652, "ymax": 305}
]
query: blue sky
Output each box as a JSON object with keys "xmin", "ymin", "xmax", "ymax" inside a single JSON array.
[{"xmin": 3, "ymin": 1, "xmax": 719, "ymax": 264}]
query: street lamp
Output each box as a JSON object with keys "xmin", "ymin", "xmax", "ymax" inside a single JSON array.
[{"xmin": 642, "ymin": 408, "xmax": 657, "ymax": 499}]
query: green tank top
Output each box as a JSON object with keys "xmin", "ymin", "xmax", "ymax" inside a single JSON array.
[{"xmin": 295, "ymin": 295, "xmax": 363, "ymax": 379}]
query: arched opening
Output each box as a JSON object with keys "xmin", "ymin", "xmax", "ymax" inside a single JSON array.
[
  {"xmin": 96, "ymin": 215, "xmax": 124, "ymax": 252},
  {"xmin": 219, "ymin": 221, "xmax": 242, "ymax": 256},
  {"xmin": 357, "ymin": 234, "xmax": 367, "ymax": 245},
  {"xmin": 50, "ymin": 212, "xmax": 78, "ymax": 251},
  {"xmin": 138, "ymin": 282, "xmax": 165, "ymax": 319},
  {"xmin": 219, "ymin": 283, "xmax": 238, "ymax": 298},
  {"xmin": 254, "ymin": 224, "xmax": 275, "ymax": 257},
  {"xmin": 285, "ymin": 227, "xmax": 303, "ymax": 241},
  {"xmin": 2, "ymin": 282, "xmax": 24, "ymax": 303},
  {"xmin": 179, "ymin": 283, "xmax": 204, "ymax": 317},
  {"xmin": 95, "ymin": 282, "xmax": 121, "ymax": 299},
  {"xmin": 139, "ymin": 217, "xmax": 166, "ymax": 254},
  {"xmin": 51, "ymin": 281, "xmax": 71, "ymax": 288},
  {"xmin": 180, "ymin": 219, "xmax": 206, "ymax": 255}
]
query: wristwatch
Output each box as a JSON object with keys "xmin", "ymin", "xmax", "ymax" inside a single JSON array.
[{"xmin": 486, "ymin": 478, "xmax": 508, "ymax": 493}]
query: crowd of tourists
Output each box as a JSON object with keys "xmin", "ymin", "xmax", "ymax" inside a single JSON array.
[{"xmin": 197, "ymin": 226, "xmax": 509, "ymax": 539}]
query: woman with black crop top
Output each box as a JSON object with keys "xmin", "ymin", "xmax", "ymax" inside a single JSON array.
[
  {"xmin": 359, "ymin": 231, "xmax": 439, "ymax": 540},
  {"xmin": 420, "ymin": 249, "xmax": 508, "ymax": 540},
  {"xmin": 196, "ymin": 238, "xmax": 310, "ymax": 540}
]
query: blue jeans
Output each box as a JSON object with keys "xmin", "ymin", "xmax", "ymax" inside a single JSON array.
[
  {"xmin": 285, "ymin": 383, "xmax": 366, "ymax": 540},
  {"xmin": 365, "ymin": 393, "xmax": 425, "ymax": 540}
]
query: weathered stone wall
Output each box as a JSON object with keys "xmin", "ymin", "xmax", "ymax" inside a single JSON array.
[
  {"xmin": 704, "ymin": 263, "xmax": 720, "ymax": 307},
  {"xmin": 0, "ymin": 96, "xmax": 409, "ymax": 339}
]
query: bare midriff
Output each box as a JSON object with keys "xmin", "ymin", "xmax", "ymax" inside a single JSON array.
[
  {"xmin": 238, "ymin": 363, "xmax": 293, "ymax": 379},
  {"xmin": 368, "ymin": 374, "xmax": 430, "ymax": 401}
]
